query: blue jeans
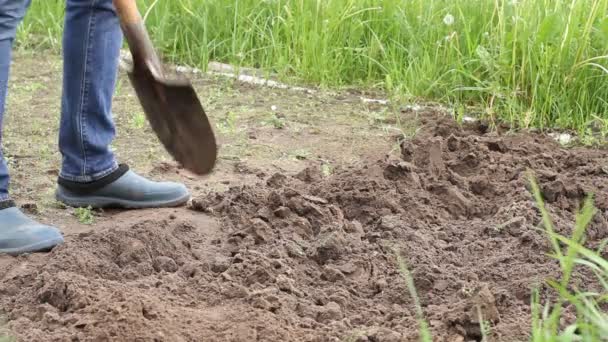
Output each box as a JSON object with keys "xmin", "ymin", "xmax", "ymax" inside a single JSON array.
[{"xmin": 0, "ymin": 0, "xmax": 122, "ymax": 201}]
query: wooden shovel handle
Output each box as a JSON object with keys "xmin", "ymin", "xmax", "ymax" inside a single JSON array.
[
  {"xmin": 113, "ymin": 0, "xmax": 141, "ymax": 25},
  {"xmin": 112, "ymin": 0, "xmax": 163, "ymax": 78}
]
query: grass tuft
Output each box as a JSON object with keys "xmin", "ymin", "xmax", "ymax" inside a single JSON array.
[
  {"xmin": 395, "ymin": 249, "xmax": 433, "ymax": 342},
  {"xmin": 74, "ymin": 206, "xmax": 95, "ymax": 225}
]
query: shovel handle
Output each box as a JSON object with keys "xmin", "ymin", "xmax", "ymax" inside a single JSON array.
[
  {"xmin": 112, "ymin": 0, "xmax": 163, "ymax": 79},
  {"xmin": 113, "ymin": 0, "xmax": 142, "ymax": 25}
]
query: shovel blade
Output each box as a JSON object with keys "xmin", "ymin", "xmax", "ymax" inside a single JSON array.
[{"xmin": 127, "ymin": 70, "xmax": 217, "ymax": 175}]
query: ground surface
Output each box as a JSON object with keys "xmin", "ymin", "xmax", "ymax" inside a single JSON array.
[{"xmin": 0, "ymin": 52, "xmax": 607, "ymax": 342}]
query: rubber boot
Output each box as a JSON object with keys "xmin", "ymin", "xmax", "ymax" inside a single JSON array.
[
  {"xmin": 0, "ymin": 202, "xmax": 64, "ymax": 255},
  {"xmin": 55, "ymin": 165, "xmax": 190, "ymax": 209}
]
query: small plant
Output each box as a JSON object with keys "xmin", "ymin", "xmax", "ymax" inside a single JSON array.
[
  {"xmin": 395, "ymin": 250, "xmax": 433, "ymax": 342},
  {"xmin": 480, "ymin": 321, "xmax": 492, "ymax": 342},
  {"xmin": 266, "ymin": 113, "xmax": 286, "ymax": 129},
  {"xmin": 130, "ymin": 111, "xmax": 146, "ymax": 130},
  {"xmin": 217, "ymin": 111, "xmax": 238, "ymax": 134},
  {"xmin": 321, "ymin": 163, "xmax": 334, "ymax": 177},
  {"xmin": 24, "ymin": 82, "xmax": 45, "ymax": 92},
  {"xmin": 114, "ymin": 78, "xmax": 124, "ymax": 96},
  {"xmin": 476, "ymin": 306, "xmax": 492, "ymax": 342},
  {"xmin": 454, "ymin": 105, "xmax": 466, "ymax": 125},
  {"xmin": 74, "ymin": 206, "xmax": 94, "ymax": 225},
  {"xmin": 12, "ymin": 82, "xmax": 45, "ymax": 93}
]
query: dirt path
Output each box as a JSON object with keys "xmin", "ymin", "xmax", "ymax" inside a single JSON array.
[{"xmin": 1, "ymin": 53, "xmax": 607, "ymax": 341}]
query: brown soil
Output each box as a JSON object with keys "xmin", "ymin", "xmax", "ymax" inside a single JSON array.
[{"xmin": 1, "ymin": 53, "xmax": 607, "ymax": 342}]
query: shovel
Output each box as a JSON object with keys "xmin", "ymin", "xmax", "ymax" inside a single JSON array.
[{"xmin": 112, "ymin": 0, "xmax": 217, "ymax": 175}]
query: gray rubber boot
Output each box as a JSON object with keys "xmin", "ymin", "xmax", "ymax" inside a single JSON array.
[
  {"xmin": 0, "ymin": 205, "xmax": 64, "ymax": 255},
  {"xmin": 56, "ymin": 169, "xmax": 190, "ymax": 209}
]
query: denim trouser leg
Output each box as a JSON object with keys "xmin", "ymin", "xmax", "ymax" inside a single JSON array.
[
  {"xmin": 0, "ymin": 39, "xmax": 13, "ymax": 201},
  {"xmin": 0, "ymin": 0, "xmax": 122, "ymax": 199},
  {"xmin": 59, "ymin": 0, "xmax": 123, "ymax": 182},
  {"xmin": 0, "ymin": 0, "xmax": 31, "ymax": 201}
]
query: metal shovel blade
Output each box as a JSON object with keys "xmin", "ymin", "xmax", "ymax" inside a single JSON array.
[
  {"xmin": 122, "ymin": 22, "xmax": 217, "ymax": 175},
  {"xmin": 127, "ymin": 69, "xmax": 217, "ymax": 175}
]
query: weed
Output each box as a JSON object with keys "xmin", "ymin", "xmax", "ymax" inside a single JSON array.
[
  {"xmin": 321, "ymin": 163, "xmax": 333, "ymax": 177},
  {"xmin": 217, "ymin": 111, "xmax": 238, "ymax": 134},
  {"xmin": 12, "ymin": 82, "xmax": 45, "ymax": 93},
  {"xmin": 476, "ymin": 305, "xmax": 492, "ymax": 342},
  {"xmin": 114, "ymin": 78, "xmax": 124, "ymax": 96},
  {"xmin": 395, "ymin": 250, "xmax": 433, "ymax": 342},
  {"xmin": 393, "ymin": 107, "xmax": 421, "ymax": 140},
  {"xmin": 41, "ymin": 189, "xmax": 67, "ymax": 211},
  {"xmin": 130, "ymin": 111, "xmax": 147, "ymax": 130},
  {"xmin": 265, "ymin": 113, "xmax": 286, "ymax": 129},
  {"xmin": 74, "ymin": 206, "xmax": 95, "ymax": 225}
]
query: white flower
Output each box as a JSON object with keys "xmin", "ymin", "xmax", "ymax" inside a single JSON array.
[
  {"xmin": 271, "ymin": 105, "xmax": 277, "ymax": 111},
  {"xmin": 443, "ymin": 14, "xmax": 455, "ymax": 26}
]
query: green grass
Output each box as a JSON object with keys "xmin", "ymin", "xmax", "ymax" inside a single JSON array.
[
  {"xmin": 395, "ymin": 251, "xmax": 432, "ymax": 342},
  {"xmin": 0, "ymin": 334, "xmax": 14, "ymax": 342},
  {"xmin": 0, "ymin": 333, "xmax": 13, "ymax": 342},
  {"xmin": 0, "ymin": 318, "xmax": 14, "ymax": 342},
  {"xmin": 130, "ymin": 111, "xmax": 147, "ymax": 130},
  {"xmin": 74, "ymin": 206, "xmax": 95, "ymax": 225},
  {"xmin": 18, "ymin": 0, "xmax": 608, "ymax": 135}
]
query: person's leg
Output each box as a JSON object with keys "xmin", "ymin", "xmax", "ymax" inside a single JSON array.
[
  {"xmin": 59, "ymin": 0, "xmax": 122, "ymax": 181},
  {"xmin": 0, "ymin": 0, "xmax": 30, "ymax": 201},
  {"xmin": 0, "ymin": 39, "xmax": 12, "ymax": 201},
  {"xmin": 56, "ymin": 0, "xmax": 189, "ymax": 209},
  {"xmin": 0, "ymin": 0, "xmax": 63, "ymax": 255}
]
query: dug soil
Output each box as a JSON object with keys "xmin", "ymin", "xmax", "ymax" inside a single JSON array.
[{"xmin": 1, "ymin": 54, "xmax": 607, "ymax": 342}]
